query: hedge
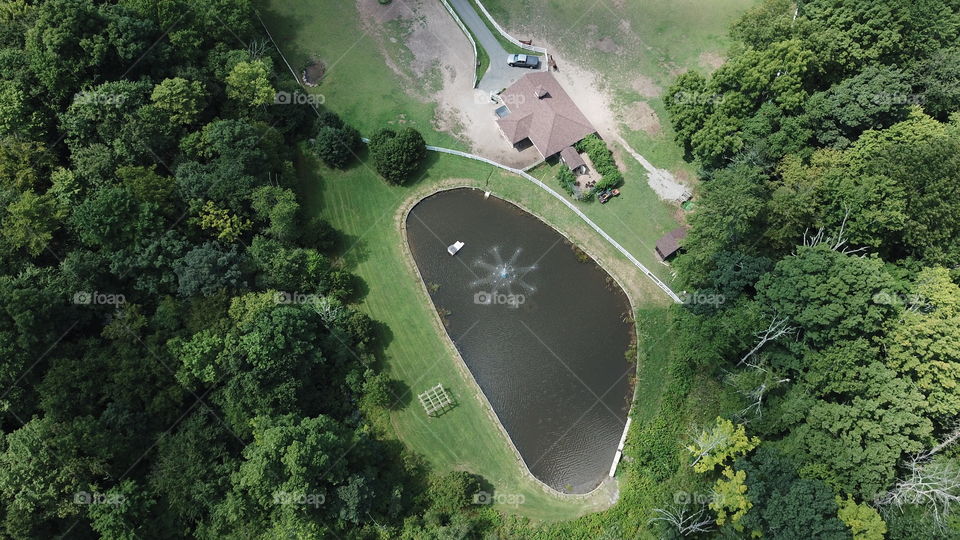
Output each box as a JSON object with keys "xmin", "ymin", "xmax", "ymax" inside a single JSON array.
[{"xmin": 575, "ymin": 134, "xmax": 623, "ymax": 193}]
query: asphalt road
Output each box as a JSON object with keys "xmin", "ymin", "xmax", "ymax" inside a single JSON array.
[{"xmin": 447, "ymin": 0, "xmax": 541, "ymax": 92}]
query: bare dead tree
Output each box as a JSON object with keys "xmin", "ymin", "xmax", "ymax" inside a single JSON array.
[
  {"xmin": 876, "ymin": 459, "xmax": 960, "ymax": 530},
  {"xmin": 876, "ymin": 424, "xmax": 960, "ymax": 530},
  {"xmin": 247, "ymin": 38, "xmax": 270, "ymax": 60},
  {"xmin": 688, "ymin": 424, "xmax": 731, "ymax": 470},
  {"xmin": 919, "ymin": 423, "xmax": 960, "ymax": 462},
  {"xmin": 800, "ymin": 206, "xmax": 868, "ymax": 256},
  {"xmin": 311, "ymin": 296, "xmax": 346, "ymax": 325},
  {"xmin": 649, "ymin": 501, "xmax": 715, "ymax": 536},
  {"xmin": 738, "ymin": 315, "xmax": 796, "ymax": 365},
  {"xmin": 727, "ymin": 357, "xmax": 790, "ymax": 419}
]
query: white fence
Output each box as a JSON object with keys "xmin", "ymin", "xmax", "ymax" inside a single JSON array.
[
  {"xmin": 261, "ymin": 10, "xmax": 679, "ymax": 305},
  {"xmin": 473, "ymin": 0, "xmax": 547, "ymax": 53}
]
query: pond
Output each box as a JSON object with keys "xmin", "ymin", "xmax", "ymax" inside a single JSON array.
[{"xmin": 405, "ymin": 188, "xmax": 634, "ymax": 494}]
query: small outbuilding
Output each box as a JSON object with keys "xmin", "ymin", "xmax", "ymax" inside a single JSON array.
[
  {"xmin": 560, "ymin": 146, "xmax": 587, "ymax": 174},
  {"xmin": 655, "ymin": 227, "xmax": 688, "ymax": 260}
]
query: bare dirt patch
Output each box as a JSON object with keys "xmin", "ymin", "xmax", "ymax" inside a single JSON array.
[
  {"xmin": 699, "ymin": 51, "xmax": 726, "ymax": 72},
  {"xmin": 542, "ymin": 52, "xmax": 619, "ymax": 140},
  {"xmin": 302, "ymin": 59, "xmax": 326, "ymax": 86},
  {"xmin": 622, "ymin": 101, "xmax": 661, "ymax": 136},
  {"xmin": 631, "ymin": 75, "xmax": 661, "ymax": 98},
  {"xmin": 592, "ymin": 36, "xmax": 623, "ymax": 54},
  {"xmin": 356, "ymin": 0, "xmax": 404, "ymax": 23},
  {"xmin": 355, "ymin": 0, "xmax": 541, "ymax": 167},
  {"xmin": 672, "ymin": 168, "xmax": 695, "ymax": 187}
]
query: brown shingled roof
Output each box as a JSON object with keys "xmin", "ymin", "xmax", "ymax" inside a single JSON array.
[
  {"xmin": 655, "ymin": 227, "xmax": 688, "ymax": 260},
  {"xmin": 559, "ymin": 146, "xmax": 585, "ymax": 171},
  {"xmin": 496, "ymin": 72, "xmax": 597, "ymax": 158}
]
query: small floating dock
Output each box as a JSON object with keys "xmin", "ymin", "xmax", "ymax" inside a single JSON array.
[{"xmin": 448, "ymin": 241, "xmax": 465, "ymax": 256}]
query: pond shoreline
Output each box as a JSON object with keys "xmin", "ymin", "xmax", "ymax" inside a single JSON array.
[{"xmin": 396, "ymin": 183, "xmax": 642, "ymax": 500}]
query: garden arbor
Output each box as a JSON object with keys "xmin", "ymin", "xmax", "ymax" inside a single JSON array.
[{"xmin": 418, "ymin": 384, "xmax": 454, "ymax": 416}]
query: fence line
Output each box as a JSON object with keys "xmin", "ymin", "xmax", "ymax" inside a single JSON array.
[
  {"xmin": 425, "ymin": 145, "xmax": 683, "ymax": 303},
  {"xmin": 471, "ymin": 0, "xmax": 550, "ymax": 74},
  {"xmin": 255, "ymin": 10, "xmax": 302, "ymax": 87},
  {"xmin": 473, "ymin": 0, "xmax": 547, "ymax": 53},
  {"xmin": 439, "ymin": 0, "xmax": 481, "ymax": 88}
]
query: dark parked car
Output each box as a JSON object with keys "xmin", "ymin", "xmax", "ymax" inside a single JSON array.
[{"xmin": 507, "ymin": 54, "xmax": 540, "ymax": 68}]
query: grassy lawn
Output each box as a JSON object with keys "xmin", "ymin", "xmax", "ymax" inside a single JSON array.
[
  {"xmin": 294, "ymin": 148, "xmax": 674, "ymax": 521},
  {"xmin": 525, "ymin": 156, "xmax": 683, "ymax": 288},
  {"xmin": 258, "ymin": 0, "xmax": 465, "ymax": 149}
]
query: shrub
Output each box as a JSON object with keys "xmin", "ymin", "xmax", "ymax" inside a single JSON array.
[
  {"xmin": 368, "ymin": 127, "xmax": 426, "ymax": 184},
  {"xmin": 556, "ymin": 166, "xmax": 576, "ymax": 196},
  {"xmin": 316, "ymin": 111, "xmax": 344, "ymax": 130},
  {"xmin": 313, "ymin": 124, "xmax": 362, "ymax": 169},
  {"xmin": 575, "ymin": 134, "xmax": 622, "ymax": 194},
  {"xmin": 428, "ymin": 471, "xmax": 481, "ymax": 515}
]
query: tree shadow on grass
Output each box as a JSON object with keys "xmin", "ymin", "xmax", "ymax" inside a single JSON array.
[
  {"xmin": 334, "ymin": 233, "xmax": 371, "ymax": 270},
  {"xmin": 405, "ymin": 150, "xmax": 443, "ymax": 188},
  {"xmin": 340, "ymin": 273, "xmax": 370, "ymax": 304},
  {"xmin": 257, "ymin": 6, "xmax": 314, "ymax": 74},
  {"xmin": 388, "ymin": 378, "xmax": 412, "ymax": 410},
  {"xmin": 372, "ymin": 318, "xmax": 395, "ymax": 353}
]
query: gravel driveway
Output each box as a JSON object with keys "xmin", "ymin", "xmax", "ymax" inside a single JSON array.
[{"xmin": 447, "ymin": 0, "xmax": 542, "ymax": 92}]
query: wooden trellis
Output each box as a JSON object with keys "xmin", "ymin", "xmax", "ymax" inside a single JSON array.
[{"xmin": 418, "ymin": 384, "xmax": 454, "ymax": 417}]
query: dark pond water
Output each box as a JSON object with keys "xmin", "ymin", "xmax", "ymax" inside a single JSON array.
[{"xmin": 406, "ymin": 188, "xmax": 633, "ymax": 493}]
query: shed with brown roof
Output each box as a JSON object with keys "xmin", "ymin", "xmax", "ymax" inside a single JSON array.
[
  {"xmin": 496, "ymin": 72, "xmax": 597, "ymax": 159},
  {"xmin": 559, "ymin": 146, "xmax": 586, "ymax": 174},
  {"xmin": 655, "ymin": 227, "xmax": 688, "ymax": 260}
]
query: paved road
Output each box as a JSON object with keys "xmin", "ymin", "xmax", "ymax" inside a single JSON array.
[{"xmin": 447, "ymin": 0, "xmax": 540, "ymax": 92}]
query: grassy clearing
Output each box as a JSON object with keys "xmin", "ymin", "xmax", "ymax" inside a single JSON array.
[
  {"xmin": 262, "ymin": 0, "xmax": 743, "ymax": 525},
  {"xmin": 259, "ymin": 0, "xmax": 465, "ymax": 149},
  {"xmin": 479, "ymin": 0, "xmax": 755, "ymax": 174},
  {"xmin": 294, "ymin": 147, "xmax": 674, "ymax": 521}
]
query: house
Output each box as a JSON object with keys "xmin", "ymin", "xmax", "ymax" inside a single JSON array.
[
  {"xmin": 496, "ymin": 72, "xmax": 597, "ymax": 167},
  {"xmin": 655, "ymin": 227, "xmax": 688, "ymax": 260}
]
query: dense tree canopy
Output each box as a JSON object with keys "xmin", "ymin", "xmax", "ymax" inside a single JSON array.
[
  {"xmin": 666, "ymin": 0, "xmax": 960, "ymax": 536},
  {"xmin": 0, "ymin": 2, "xmax": 455, "ymax": 537}
]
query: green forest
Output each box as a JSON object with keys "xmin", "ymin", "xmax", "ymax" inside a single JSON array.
[
  {"xmin": 662, "ymin": 0, "xmax": 960, "ymax": 537},
  {"xmin": 0, "ymin": 0, "xmax": 432, "ymax": 537},
  {"xmin": 0, "ymin": 0, "xmax": 959, "ymax": 538}
]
